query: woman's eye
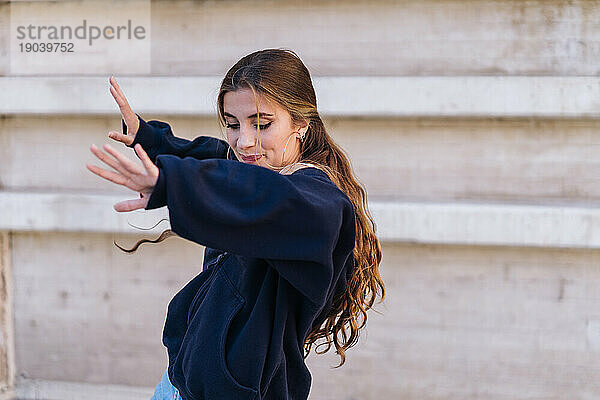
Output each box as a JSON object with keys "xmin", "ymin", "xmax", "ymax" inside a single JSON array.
[
  {"xmin": 255, "ymin": 122, "xmax": 272, "ymax": 130},
  {"xmin": 225, "ymin": 122, "xmax": 272, "ymax": 130}
]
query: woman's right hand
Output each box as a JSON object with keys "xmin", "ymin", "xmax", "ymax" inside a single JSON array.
[{"xmin": 108, "ymin": 76, "xmax": 139, "ymax": 146}]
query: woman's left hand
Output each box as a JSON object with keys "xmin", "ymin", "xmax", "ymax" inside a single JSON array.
[{"xmin": 86, "ymin": 143, "xmax": 159, "ymax": 212}]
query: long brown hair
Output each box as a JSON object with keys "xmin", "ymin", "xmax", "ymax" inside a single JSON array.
[{"xmin": 116, "ymin": 48, "xmax": 385, "ymax": 368}]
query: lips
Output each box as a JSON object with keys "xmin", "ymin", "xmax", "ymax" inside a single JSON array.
[{"xmin": 241, "ymin": 154, "xmax": 263, "ymax": 162}]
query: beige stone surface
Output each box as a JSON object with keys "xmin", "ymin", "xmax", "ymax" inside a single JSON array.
[
  {"xmin": 337, "ymin": 117, "xmax": 600, "ymax": 204},
  {"xmin": 0, "ymin": 114, "xmax": 224, "ymax": 193},
  {"xmin": 11, "ymin": 234, "xmax": 600, "ymax": 397},
  {"xmin": 2, "ymin": 1, "xmax": 600, "ymax": 398},
  {"xmin": 11, "ymin": 231, "xmax": 205, "ymax": 386},
  {"xmin": 306, "ymin": 243, "xmax": 600, "ymax": 399},
  {"xmin": 0, "ymin": 233, "xmax": 14, "ymax": 396},
  {"xmin": 3, "ymin": 115, "xmax": 600, "ymax": 204},
  {"xmin": 147, "ymin": 0, "xmax": 600, "ymax": 76},
  {"xmin": 4, "ymin": 76, "xmax": 600, "ymax": 117},
  {"xmin": 0, "ymin": 3, "xmax": 8, "ymax": 77},
  {"xmin": 3, "ymin": 0, "xmax": 600, "ymax": 77}
]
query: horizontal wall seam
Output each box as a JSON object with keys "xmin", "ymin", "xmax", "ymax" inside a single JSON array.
[
  {"xmin": 15, "ymin": 377, "xmax": 153, "ymax": 400},
  {"xmin": 2, "ymin": 191, "xmax": 600, "ymax": 248},
  {"xmin": 1, "ymin": 77, "xmax": 600, "ymax": 117}
]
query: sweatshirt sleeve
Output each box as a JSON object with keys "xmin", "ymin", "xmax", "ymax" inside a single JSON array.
[
  {"xmin": 144, "ymin": 155, "xmax": 354, "ymax": 267},
  {"xmin": 124, "ymin": 114, "xmax": 230, "ymax": 163}
]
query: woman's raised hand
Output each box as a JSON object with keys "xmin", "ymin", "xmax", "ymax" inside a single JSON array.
[
  {"xmin": 108, "ymin": 76, "xmax": 139, "ymax": 146},
  {"xmin": 86, "ymin": 143, "xmax": 159, "ymax": 212}
]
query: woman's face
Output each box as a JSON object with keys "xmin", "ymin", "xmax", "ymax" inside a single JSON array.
[{"xmin": 223, "ymin": 87, "xmax": 305, "ymax": 171}]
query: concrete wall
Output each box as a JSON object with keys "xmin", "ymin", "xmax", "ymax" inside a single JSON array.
[
  {"xmin": 146, "ymin": 0, "xmax": 600, "ymax": 76},
  {"xmin": 3, "ymin": 115, "xmax": 600, "ymax": 203},
  {"xmin": 307, "ymin": 243, "xmax": 600, "ymax": 399},
  {"xmin": 11, "ymin": 231, "xmax": 201, "ymax": 385},
  {"xmin": 4, "ymin": 0, "xmax": 600, "ymax": 77},
  {"xmin": 1, "ymin": 0, "xmax": 600, "ymax": 399},
  {"xmin": 0, "ymin": 232, "xmax": 14, "ymax": 398}
]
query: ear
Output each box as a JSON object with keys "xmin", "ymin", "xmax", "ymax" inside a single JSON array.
[{"xmin": 294, "ymin": 118, "xmax": 309, "ymax": 135}]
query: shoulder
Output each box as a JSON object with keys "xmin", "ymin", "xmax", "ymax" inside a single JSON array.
[
  {"xmin": 278, "ymin": 162, "xmax": 320, "ymax": 176},
  {"xmin": 279, "ymin": 163, "xmax": 333, "ymax": 186},
  {"xmin": 284, "ymin": 164, "xmax": 356, "ymax": 220},
  {"xmin": 281, "ymin": 163, "xmax": 337, "ymax": 191}
]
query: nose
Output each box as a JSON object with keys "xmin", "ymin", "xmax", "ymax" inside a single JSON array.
[{"xmin": 237, "ymin": 125, "xmax": 256, "ymax": 150}]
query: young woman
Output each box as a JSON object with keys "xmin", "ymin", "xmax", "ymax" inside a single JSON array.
[{"xmin": 87, "ymin": 49, "xmax": 385, "ymax": 400}]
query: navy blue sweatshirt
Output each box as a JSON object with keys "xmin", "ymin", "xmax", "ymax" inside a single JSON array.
[{"xmin": 123, "ymin": 116, "xmax": 356, "ymax": 400}]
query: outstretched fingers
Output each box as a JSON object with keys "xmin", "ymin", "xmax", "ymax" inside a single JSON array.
[
  {"xmin": 89, "ymin": 144, "xmax": 132, "ymax": 177},
  {"xmin": 108, "ymin": 130, "xmax": 132, "ymax": 145},
  {"xmin": 113, "ymin": 197, "xmax": 147, "ymax": 212},
  {"xmin": 86, "ymin": 162, "xmax": 128, "ymax": 187},
  {"xmin": 109, "ymin": 76, "xmax": 125, "ymax": 104},
  {"xmin": 88, "ymin": 140, "xmax": 157, "ymax": 212},
  {"xmin": 134, "ymin": 144, "xmax": 157, "ymax": 175},
  {"xmin": 102, "ymin": 143, "xmax": 142, "ymax": 176},
  {"xmin": 109, "ymin": 77, "xmax": 135, "ymax": 117},
  {"xmin": 109, "ymin": 84, "xmax": 127, "ymax": 111}
]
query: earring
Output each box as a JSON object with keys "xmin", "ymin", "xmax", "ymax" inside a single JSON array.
[{"xmin": 297, "ymin": 131, "xmax": 306, "ymax": 142}]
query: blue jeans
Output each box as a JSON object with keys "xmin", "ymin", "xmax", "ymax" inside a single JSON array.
[{"xmin": 150, "ymin": 368, "xmax": 183, "ymax": 400}]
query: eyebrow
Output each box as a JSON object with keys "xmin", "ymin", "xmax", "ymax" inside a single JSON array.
[{"xmin": 223, "ymin": 112, "xmax": 274, "ymax": 119}]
